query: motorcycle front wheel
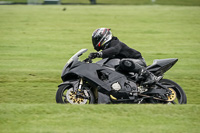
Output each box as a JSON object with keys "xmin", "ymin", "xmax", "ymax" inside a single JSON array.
[{"xmin": 56, "ymin": 83, "xmax": 95, "ymax": 104}]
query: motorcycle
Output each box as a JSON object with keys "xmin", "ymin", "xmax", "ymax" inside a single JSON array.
[{"xmin": 56, "ymin": 49, "xmax": 187, "ymax": 104}]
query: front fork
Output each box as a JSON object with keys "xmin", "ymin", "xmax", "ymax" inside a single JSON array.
[
  {"xmin": 78, "ymin": 78, "xmax": 83, "ymax": 90},
  {"xmin": 76, "ymin": 78, "xmax": 89, "ymax": 99},
  {"xmin": 76, "ymin": 78, "xmax": 83, "ymax": 95}
]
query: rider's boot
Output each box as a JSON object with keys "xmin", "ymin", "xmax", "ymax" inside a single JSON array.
[{"xmin": 139, "ymin": 67, "xmax": 157, "ymax": 86}]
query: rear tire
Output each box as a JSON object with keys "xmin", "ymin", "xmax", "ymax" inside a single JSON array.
[{"xmin": 159, "ymin": 79, "xmax": 187, "ymax": 104}]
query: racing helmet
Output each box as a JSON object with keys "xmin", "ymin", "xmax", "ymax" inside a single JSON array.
[{"xmin": 92, "ymin": 28, "xmax": 112, "ymax": 51}]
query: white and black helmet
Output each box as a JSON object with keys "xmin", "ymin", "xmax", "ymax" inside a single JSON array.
[{"xmin": 92, "ymin": 28, "xmax": 112, "ymax": 51}]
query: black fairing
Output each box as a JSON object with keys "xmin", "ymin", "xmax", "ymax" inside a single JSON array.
[
  {"xmin": 62, "ymin": 61, "xmax": 135, "ymax": 94},
  {"xmin": 147, "ymin": 58, "xmax": 178, "ymax": 76}
]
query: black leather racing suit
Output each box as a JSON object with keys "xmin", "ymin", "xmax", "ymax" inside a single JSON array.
[
  {"xmin": 98, "ymin": 36, "xmax": 156, "ymax": 85},
  {"xmin": 101, "ymin": 36, "xmax": 146, "ymax": 73}
]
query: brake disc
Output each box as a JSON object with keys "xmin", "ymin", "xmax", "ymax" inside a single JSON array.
[{"xmin": 66, "ymin": 88, "xmax": 88, "ymax": 104}]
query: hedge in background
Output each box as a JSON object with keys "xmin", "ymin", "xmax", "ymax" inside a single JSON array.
[{"xmin": 0, "ymin": 0, "xmax": 200, "ymax": 6}]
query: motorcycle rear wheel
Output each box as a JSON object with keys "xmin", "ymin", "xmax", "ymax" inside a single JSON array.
[
  {"xmin": 56, "ymin": 84, "xmax": 95, "ymax": 104},
  {"xmin": 150, "ymin": 79, "xmax": 187, "ymax": 104},
  {"xmin": 160, "ymin": 79, "xmax": 187, "ymax": 104},
  {"xmin": 145, "ymin": 79, "xmax": 187, "ymax": 104}
]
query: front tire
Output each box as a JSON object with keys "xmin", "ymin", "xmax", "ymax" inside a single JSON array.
[{"xmin": 56, "ymin": 84, "xmax": 95, "ymax": 104}]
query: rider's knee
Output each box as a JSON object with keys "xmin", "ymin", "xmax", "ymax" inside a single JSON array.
[
  {"xmin": 119, "ymin": 59, "xmax": 144, "ymax": 73},
  {"xmin": 119, "ymin": 59, "xmax": 135, "ymax": 71}
]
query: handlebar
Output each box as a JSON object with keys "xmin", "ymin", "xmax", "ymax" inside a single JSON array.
[{"xmin": 83, "ymin": 57, "xmax": 93, "ymax": 63}]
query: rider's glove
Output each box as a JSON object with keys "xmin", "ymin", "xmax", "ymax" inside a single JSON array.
[{"xmin": 89, "ymin": 52, "xmax": 102, "ymax": 59}]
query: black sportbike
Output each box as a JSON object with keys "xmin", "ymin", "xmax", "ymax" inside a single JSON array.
[{"xmin": 56, "ymin": 49, "xmax": 187, "ymax": 104}]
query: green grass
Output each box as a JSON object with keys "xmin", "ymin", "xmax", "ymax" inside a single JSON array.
[
  {"xmin": 0, "ymin": 104, "xmax": 199, "ymax": 133},
  {"xmin": 0, "ymin": 5, "xmax": 200, "ymax": 133}
]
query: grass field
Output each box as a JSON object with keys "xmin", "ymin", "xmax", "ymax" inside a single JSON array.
[
  {"xmin": 0, "ymin": 5, "xmax": 200, "ymax": 133},
  {"xmin": 0, "ymin": 104, "xmax": 199, "ymax": 133}
]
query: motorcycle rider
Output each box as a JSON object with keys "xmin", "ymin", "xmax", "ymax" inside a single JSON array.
[{"xmin": 89, "ymin": 28, "xmax": 156, "ymax": 85}]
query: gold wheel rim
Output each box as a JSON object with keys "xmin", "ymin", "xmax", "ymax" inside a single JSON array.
[
  {"xmin": 66, "ymin": 88, "xmax": 88, "ymax": 104},
  {"xmin": 167, "ymin": 88, "xmax": 177, "ymax": 101}
]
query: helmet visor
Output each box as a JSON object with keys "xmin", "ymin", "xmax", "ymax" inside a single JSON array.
[{"xmin": 92, "ymin": 36, "xmax": 101, "ymax": 51}]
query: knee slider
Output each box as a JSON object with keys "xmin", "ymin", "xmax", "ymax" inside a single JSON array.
[
  {"xmin": 123, "ymin": 60, "xmax": 132, "ymax": 67},
  {"xmin": 120, "ymin": 60, "xmax": 135, "ymax": 71}
]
